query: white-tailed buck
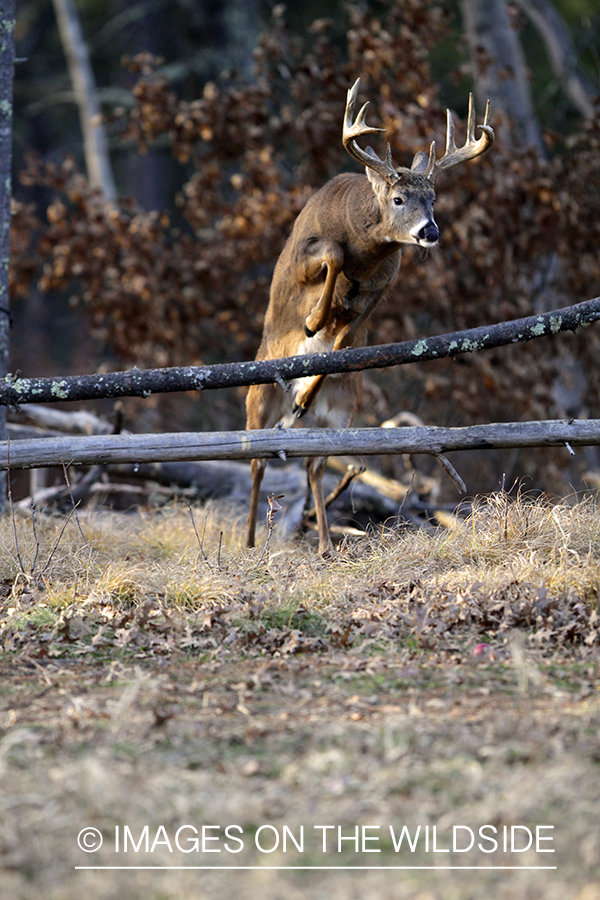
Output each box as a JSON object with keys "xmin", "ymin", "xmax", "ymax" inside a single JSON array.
[{"xmin": 246, "ymin": 78, "xmax": 494, "ymax": 555}]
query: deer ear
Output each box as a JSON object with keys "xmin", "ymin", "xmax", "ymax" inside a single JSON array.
[
  {"xmin": 410, "ymin": 150, "xmax": 429, "ymax": 174},
  {"xmin": 365, "ymin": 147, "xmax": 399, "ymax": 199},
  {"xmin": 365, "ymin": 163, "xmax": 389, "ymax": 199}
]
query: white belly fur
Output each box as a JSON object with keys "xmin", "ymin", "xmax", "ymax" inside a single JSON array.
[{"xmin": 279, "ymin": 333, "xmax": 357, "ymax": 430}]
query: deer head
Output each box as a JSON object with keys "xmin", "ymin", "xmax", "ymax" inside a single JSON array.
[{"xmin": 343, "ymin": 79, "xmax": 494, "ymax": 248}]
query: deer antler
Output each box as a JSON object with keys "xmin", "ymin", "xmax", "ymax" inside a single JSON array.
[
  {"xmin": 343, "ymin": 78, "xmax": 400, "ymax": 185},
  {"xmin": 424, "ymin": 93, "xmax": 494, "ymax": 182}
]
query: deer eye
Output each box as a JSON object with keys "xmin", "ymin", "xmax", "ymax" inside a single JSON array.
[{"xmin": 393, "ymin": 196, "xmax": 404, "ymax": 206}]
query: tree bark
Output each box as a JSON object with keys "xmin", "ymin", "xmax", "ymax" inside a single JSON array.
[
  {"xmin": 1, "ymin": 297, "xmax": 599, "ymax": 407},
  {"xmin": 0, "ymin": 0, "xmax": 14, "ymax": 511}
]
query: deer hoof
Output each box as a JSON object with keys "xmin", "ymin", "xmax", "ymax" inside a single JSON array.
[
  {"xmin": 292, "ymin": 400, "xmax": 308, "ymax": 420},
  {"xmin": 304, "ymin": 322, "xmax": 317, "ymax": 338}
]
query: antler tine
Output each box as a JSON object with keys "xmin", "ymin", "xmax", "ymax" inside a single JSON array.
[
  {"xmin": 384, "ymin": 143, "xmax": 395, "ymax": 169},
  {"xmin": 344, "ymin": 78, "xmax": 362, "ymax": 129},
  {"xmin": 445, "ymin": 109, "xmax": 456, "ymax": 155},
  {"xmin": 343, "ymin": 78, "xmax": 399, "ymax": 185},
  {"xmin": 425, "ymin": 94, "xmax": 494, "ymax": 182},
  {"xmin": 483, "ymin": 98, "xmax": 492, "ymax": 129},
  {"xmin": 427, "ymin": 139, "xmax": 436, "ymax": 171},
  {"xmin": 466, "ymin": 92, "xmax": 476, "ymax": 142}
]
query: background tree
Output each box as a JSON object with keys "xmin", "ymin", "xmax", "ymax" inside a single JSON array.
[
  {"xmin": 460, "ymin": 0, "xmax": 545, "ymax": 150},
  {"xmin": 51, "ymin": 0, "xmax": 116, "ymax": 200},
  {"xmin": 516, "ymin": 0, "xmax": 596, "ymax": 117},
  {"xmin": 0, "ymin": 0, "xmax": 15, "ymax": 509}
]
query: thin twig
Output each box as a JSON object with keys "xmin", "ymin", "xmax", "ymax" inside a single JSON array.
[
  {"xmin": 398, "ymin": 470, "xmax": 416, "ymax": 518},
  {"xmin": 6, "ymin": 438, "xmax": 26, "ymax": 575},
  {"xmin": 29, "ymin": 500, "xmax": 40, "ymax": 574},
  {"xmin": 40, "ymin": 504, "xmax": 79, "ymax": 576},
  {"xmin": 254, "ymin": 493, "xmax": 284, "ymax": 567},
  {"xmin": 61, "ymin": 460, "xmax": 92, "ymax": 553},
  {"xmin": 188, "ymin": 503, "xmax": 212, "ymax": 567},
  {"xmin": 217, "ymin": 530, "xmax": 224, "ymax": 571}
]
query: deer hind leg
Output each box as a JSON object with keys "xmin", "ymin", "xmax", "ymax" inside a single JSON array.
[
  {"xmin": 302, "ymin": 241, "xmax": 344, "ymax": 337},
  {"xmin": 307, "ymin": 456, "xmax": 332, "ymax": 556},
  {"xmin": 245, "ymin": 381, "xmax": 282, "ymax": 548},
  {"xmin": 304, "ymin": 372, "xmax": 362, "ymax": 556},
  {"xmin": 247, "ymin": 457, "xmax": 267, "ymax": 548}
]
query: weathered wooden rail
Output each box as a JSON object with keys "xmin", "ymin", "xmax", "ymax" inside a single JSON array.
[
  {"xmin": 2, "ymin": 297, "xmax": 600, "ymax": 477},
  {"xmin": 1, "ymin": 420, "xmax": 599, "ymax": 471}
]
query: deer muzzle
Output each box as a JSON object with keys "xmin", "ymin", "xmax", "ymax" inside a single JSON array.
[{"xmin": 412, "ymin": 221, "xmax": 440, "ymax": 246}]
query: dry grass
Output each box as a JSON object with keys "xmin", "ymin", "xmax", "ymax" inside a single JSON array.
[
  {"xmin": 4, "ymin": 490, "xmax": 600, "ymax": 612},
  {"xmin": 0, "ymin": 494, "xmax": 599, "ymax": 900}
]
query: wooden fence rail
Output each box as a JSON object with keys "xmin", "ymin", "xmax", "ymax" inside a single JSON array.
[
  {"xmin": 2, "ymin": 297, "xmax": 600, "ymax": 477},
  {"xmin": 2, "ymin": 297, "xmax": 599, "ymax": 407},
  {"xmin": 2, "ymin": 419, "xmax": 600, "ymax": 471}
]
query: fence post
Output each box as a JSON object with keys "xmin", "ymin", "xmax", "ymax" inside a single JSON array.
[{"xmin": 0, "ymin": 0, "xmax": 15, "ymax": 512}]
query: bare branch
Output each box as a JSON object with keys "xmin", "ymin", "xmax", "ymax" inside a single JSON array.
[
  {"xmin": 1, "ymin": 297, "xmax": 599, "ymax": 408},
  {"xmin": 434, "ymin": 454, "xmax": 467, "ymax": 494}
]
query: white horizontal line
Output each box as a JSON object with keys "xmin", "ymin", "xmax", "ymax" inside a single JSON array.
[{"xmin": 75, "ymin": 865, "xmax": 558, "ymax": 871}]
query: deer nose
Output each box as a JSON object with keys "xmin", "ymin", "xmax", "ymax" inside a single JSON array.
[{"xmin": 416, "ymin": 222, "xmax": 440, "ymax": 245}]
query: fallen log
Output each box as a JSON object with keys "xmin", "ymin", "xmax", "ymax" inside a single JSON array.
[
  {"xmin": 17, "ymin": 457, "xmax": 403, "ymax": 534},
  {"xmin": 9, "ymin": 404, "xmax": 113, "ymax": 434}
]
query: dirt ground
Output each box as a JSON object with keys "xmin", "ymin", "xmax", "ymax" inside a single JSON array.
[{"xmin": 0, "ymin": 498, "xmax": 599, "ymax": 900}]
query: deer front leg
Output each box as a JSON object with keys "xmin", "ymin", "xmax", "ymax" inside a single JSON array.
[
  {"xmin": 300, "ymin": 241, "xmax": 344, "ymax": 338},
  {"xmin": 245, "ymin": 381, "xmax": 281, "ymax": 548},
  {"xmin": 293, "ymin": 289, "xmax": 383, "ymax": 418}
]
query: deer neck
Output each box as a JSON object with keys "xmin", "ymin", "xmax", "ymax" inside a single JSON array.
[{"xmin": 343, "ymin": 177, "xmax": 402, "ymax": 273}]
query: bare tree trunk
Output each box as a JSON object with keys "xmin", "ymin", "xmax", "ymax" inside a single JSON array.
[
  {"xmin": 52, "ymin": 0, "xmax": 117, "ymax": 200},
  {"xmin": 460, "ymin": 0, "xmax": 545, "ymax": 152},
  {"xmin": 0, "ymin": 0, "xmax": 15, "ymax": 512},
  {"xmin": 515, "ymin": 0, "xmax": 596, "ymax": 117}
]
